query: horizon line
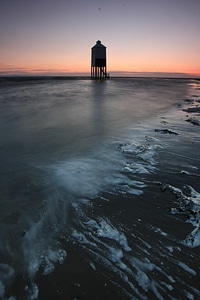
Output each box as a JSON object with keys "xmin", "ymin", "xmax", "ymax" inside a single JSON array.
[
  {"xmin": 0, "ymin": 71, "xmax": 199, "ymax": 79},
  {"xmin": 0, "ymin": 70, "xmax": 200, "ymax": 78}
]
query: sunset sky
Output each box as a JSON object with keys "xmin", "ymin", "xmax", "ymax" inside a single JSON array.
[{"xmin": 0, "ymin": 0, "xmax": 200, "ymax": 77}]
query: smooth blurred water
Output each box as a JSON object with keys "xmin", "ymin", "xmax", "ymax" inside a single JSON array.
[
  {"xmin": 0, "ymin": 78, "xmax": 187, "ymax": 162},
  {"xmin": 0, "ymin": 77, "xmax": 200, "ymax": 299},
  {"xmin": 0, "ymin": 77, "xmax": 186, "ymax": 230}
]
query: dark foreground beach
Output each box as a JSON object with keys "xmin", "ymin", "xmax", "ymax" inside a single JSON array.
[{"xmin": 0, "ymin": 77, "xmax": 200, "ymax": 299}]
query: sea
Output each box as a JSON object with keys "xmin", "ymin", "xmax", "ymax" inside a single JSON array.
[{"xmin": 0, "ymin": 76, "xmax": 200, "ymax": 300}]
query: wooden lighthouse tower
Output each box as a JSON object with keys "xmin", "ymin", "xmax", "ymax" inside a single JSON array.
[{"xmin": 91, "ymin": 40, "xmax": 108, "ymax": 79}]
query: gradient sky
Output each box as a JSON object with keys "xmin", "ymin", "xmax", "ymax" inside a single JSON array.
[{"xmin": 0, "ymin": 0, "xmax": 200, "ymax": 76}]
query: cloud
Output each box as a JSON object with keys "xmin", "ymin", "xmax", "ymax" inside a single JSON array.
[
  {"xmin": 0, "ymin": 66, "xmax": 72, "ymax": 76},
  {"xmin": 110, "ymin": 71, "xmax": 199, "ymax": 78}
]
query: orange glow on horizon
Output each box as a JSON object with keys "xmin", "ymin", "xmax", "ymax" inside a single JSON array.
[
  {"xmin": 1, "ymin": 39, "xmax": 199, "ymax": 77},
  {"xmin": 1, "ymin": 67, "xmax": 199, "ymax": 77},
  {"xmin": 1, "ymin": 57, "xmax": 199, "ymax": 77}
]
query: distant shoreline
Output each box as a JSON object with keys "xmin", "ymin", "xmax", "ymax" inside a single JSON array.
[{"xmin": 0, "ymin": 75, "xmax": 199, "ymax": 81}]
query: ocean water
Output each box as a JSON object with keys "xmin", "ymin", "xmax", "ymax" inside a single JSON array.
[{"xmin": 0, "ymin": 77, "xmax": 200, "ymax": 299}]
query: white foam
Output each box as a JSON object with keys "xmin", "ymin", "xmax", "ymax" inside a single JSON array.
[
  {"xmin": 22, "ymin": 219, "xmax": 67, "ymax": 279},
  {"xmin": 89, "ymin": 262, "xmax": 96, "ymax": 271},
  {"xmin": 185, "ymin": 226, "xmax": 200, "ymax": 248},
  {"xmin": 72, "ymin": 230, "xmax": 97, "ymax": 248},
  {"xmin": 128, "ymin": 256, "xmax": 175, "ymax": 296},
  {"xmin": 135, "ymin": 267, "xmax": 150, "ymax": 292},
  {"xmin": 177, "ymin": 262, "xmax": 196, "ymax": 276},
  {"xmin": 106, "ymin": 246, "xmax": 128, "ymax": 270},
  {"xmin": 166, "ymin": 184, "xmax": 200, "ymax": 247},
  {"xmin": 181, "ymin": 170, "xmax": 190, "ymax": 175},
  {"xmin": 8, "ymin": 125, "xmax": 161, "ymax": 297},
  {"xmin": 72, "ymin": 201, "xmax": 200, "ymax": 299},
  {"xmin": 183, "ymin": 290, "xmax": 195, "ymax": 300},
  {"xmin": 85, "ymin": 218, "xmax": 131, "ymax": 252},
  {"xmin": 189, "ymin": 186, "xmax": 200, "ymax": 205},
  {"xmin": 124, "ymin": 163, "xmax": 151, "ymax": 174},
  {"xmin": 119, "ymin": 142, "xmax": 160, "ymax": 166},
  {"xmin": 0, "ymin": 264, "xmax": 15, "ymax": 300},
  {"xmin": 49, "ymin": 134, "xmax": 160, "ymax": 204},
  {"xmin": 43, "ymin": 248, "xmax": 67, "ymax": 275},
  {"xmin": 160, "ymin": 281, "xmax": 173, "ymax": 291},
  {"xmin": 52, "ymin": 157, "xmax": 145, "ymax": 200},
  {"xmin": 150, "ymin": 281, "xmax": 164, "ymax": 300},
  {"xmin": 53, "ymin": 159, "xmax": 105, "ymax": 197},
  {"xmin": 151, "ymin": 226, "xmax": 168, "ymax": 237},
  {"xmin": 24, "ymin": 283, "xmax": 39, "ymax": 300},
  {"xmin": 166, "ymin": 246, "xmax": 174, "ymax": 253}
]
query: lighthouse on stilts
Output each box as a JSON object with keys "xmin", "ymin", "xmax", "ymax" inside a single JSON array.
[{"xmin": 91, "ymin": 40, "xmax": 109, "ymax": 80}]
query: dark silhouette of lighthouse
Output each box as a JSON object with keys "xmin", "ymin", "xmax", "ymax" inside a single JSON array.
[{"xmin": 91, "ymin": 40, "xmax": 108, "ymax": 79}]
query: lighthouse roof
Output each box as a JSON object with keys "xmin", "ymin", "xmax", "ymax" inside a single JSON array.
[{"xmin": 92, "ymin": 40, "xmax": 106, "ymax": 49}]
